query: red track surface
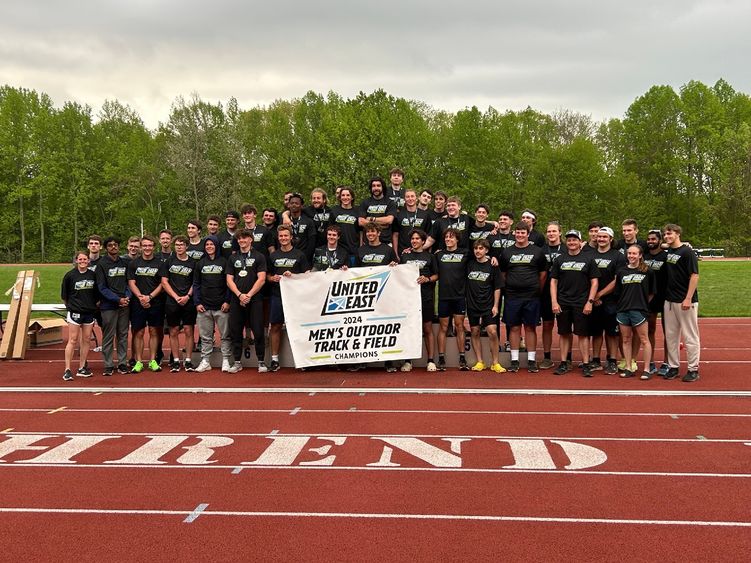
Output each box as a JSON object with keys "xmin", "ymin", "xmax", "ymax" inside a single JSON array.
[{"xmin": 1, "ymin": 318, "xmax": 750, "ymax": 561}]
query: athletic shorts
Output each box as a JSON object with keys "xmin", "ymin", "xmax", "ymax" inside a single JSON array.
[
  {"xmin": 468, "ymin": 310, "xmax": 498, "ymax": 328},
  {"xmin": 589, "ymin": 302, "xmax": 619, "ymax": 336},
  {"xmin": 648, "ymin": 297, "xmax": 665, "ymax": 315},
  {"xmin": 165, "ymin": 299, "xmax": 197, "ymax": 328},
  {"xmin": 67, "ymin": 311, "xmax": 95, "ymax": 326},
  {"xmin": 269, "ymin": 294, "xmax": 285, "ymax": 324},
  {"xmin": 540, "ymin": 287, "xmax": 554, "ymax": 322},
  {"xmin": 556, "ymin": 305, "xmax": 590, "ymax": 337},
  {"xmin": 503, "ymin": 297, "xmax": 540, "ymax": 327},
  {"xmin": 438, "ymin": 298, "xmax": 466, "ymax": 318},
  {"xmin": 617, "ymin": 310, "xmax": 647, "ymax": 327},
  {"xmin": 130, "ymin": 300, "xmax": 165, "ymax": 331}
]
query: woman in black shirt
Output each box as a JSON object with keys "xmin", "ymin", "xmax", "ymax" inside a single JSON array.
[{"xmin": 61, "ymin": 252, "xmax": 99, "ymax": 381}]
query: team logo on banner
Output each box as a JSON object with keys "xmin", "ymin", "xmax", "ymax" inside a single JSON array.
[{"xmin": 322, "ymin": 270, "xmax": 391, "ymax": 315}]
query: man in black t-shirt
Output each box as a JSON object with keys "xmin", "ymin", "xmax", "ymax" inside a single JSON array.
[
  {"xmin": 392, "ymin": 189, "xmax": 431, "ymax": 254},
  {"xmin": 550, "ymin": 230, "xmax": 600, "ymax": 377},
  {"xmin": 500, "ymin": 221, "xmax": 547, "ymax": 373},
  {"xmin": 96, "ymin": 236, "xmax": 131, "ymax": 376},
  {"xmin": 615, "ymin": 219, "xmax": 649, "ymax": 255},
  {"xmin": 662, "ymin": 223, "xmax": 700, "ymax": 382},
  {"xmin": 644, "ymin": 229, "xmax": 669, "ymax": 375},
  {"xmin": 540, "ymin": 221, "xmax": 565, "ymax": 369},
  {"xmin": 160, "ymin": 235, "xmax": 197, "ymax": 373},
  {"xmin": 127, "ymin": 235, "xmax": 164, "ymax": 373},
  {"xmin": 358, "ymin": 177, "xmax": 397, "ymax": 245},
  {"xmin": 435, "ymin": 228, "xmax": 471, "ymax": 371},
  {"xmin": 218, "ymin": 210, "xmax": 240, "ymax": 259},
  {"xmin": 312, "ymin": 225, "xmax": 350, "ymax": 271},
  {"xmin": 186, "ymin": 220, "xmax": 204, "ymax": 261},
  {"xmin": 226, "ymin": 228, "xmax": 268, "ymax": 373},
  {"xmin": 387, "ymin": 167, "xmax": 406, "ymax": 209},
  {"xmin": 466, "ymin": 239, "xmax": 503, "ymax": 373}
]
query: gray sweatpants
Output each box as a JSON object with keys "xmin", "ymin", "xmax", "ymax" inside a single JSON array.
[
  {"xmin": 663, "ymin": 301, "xmax": 700, "ymax": 371},
  {"xmin": 101, "ymin": 308, "xmax": 129, "ymax": 369},
  {"xmin": 196, "ymin": 309, "xmax": 232, "ymax": 361}
]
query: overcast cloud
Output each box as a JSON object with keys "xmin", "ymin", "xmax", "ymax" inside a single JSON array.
[{"xmin": 1, "ymin": 0, "xmax": 748, "ymax": 128}]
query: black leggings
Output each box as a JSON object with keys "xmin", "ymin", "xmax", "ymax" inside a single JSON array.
[{"xmin": 229, "ymin": 299, "xmax": 265, "ymax": 361}]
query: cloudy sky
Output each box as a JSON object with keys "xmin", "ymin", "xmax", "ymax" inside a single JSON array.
[{"xmin": 2, "ymin": 0, "xmax": 749, "ymax": 128}]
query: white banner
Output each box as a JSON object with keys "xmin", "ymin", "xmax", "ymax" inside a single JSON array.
[{"xmin": 280, "ymin": 263, "xmax": 423, "ymax": 368}]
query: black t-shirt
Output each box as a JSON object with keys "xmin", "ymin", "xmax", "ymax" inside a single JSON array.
[
  {"xmin": 436, "ymin": 248, "xmax": 470, "ymax": 300},
  {"xmin": 665, "ymin": 245, "xmax": 699, "ymax": 303},
  {"xmin": 500, "ymin": 244, "xmax": 547, "ymax": 299},
  {"xmin": 127, "ymin": 256, "xmax": 164, "ymax": 303},
  {"xmin": 287, "ymin": 215, "xmax": 317, "ymax": 261},
  {"xmin": 328, "ymin": 205, "xmax": 361, "ymax": 255},
  {"xmin": 386, "ymin": 186, "xmax": 405, "ymax": 209},
  {"xmin": 430, "ymin": 215, "xmax": 471, "ymax": 251},
  {"xmin": 394, "ymin": 208, "xmax": 432, "ymax": 253},
  {"xmin": 615, "ymin": 238, "xmax": 649, "ymax": 255},
  {"xmin": 644, "ymin": 249, "xmax": 668, "ymax": 303},
  {"xmin": 61, "ymin": 268, "xmax": 98, "ymax": 314},
  {"xmin": 232, "ymin": 225, "xmax": 274, "ymax": 258},
  {"xmin": 160, "ymin": 254, "xmax": 197, "ymax": 302},
  {"xmin": 356, "ymin": 243, "xmax": 397, "ymax": 267},
  {"xmin": 95, "ymin": 255, "xmax": 130, "ymax": 308},
  {"xmin": 193, "ymin": 254, "xmax": 229, "ymax": 309},
  {"xmin": 550, "ymin": 252, "xmax": 601, "ymax": 307},
  {"xmin": 359, "ymin": 197, "xmax": 398, "ymax": 244},
  {"xmin": 87, "ymin": 256, "xmax": 101, "ymax": 273},
  {"xmin": 217, "ymin": 230, "xmax": 236, "ymax": 259},
  {"xmin": 468, "ymin": 222, "xmax": 495, "ymax": 243},
  {"xmin": 615, "ymin": 266, "xmax": 656, "ymax": 313},
  {"xmin": 227, "ymin": 250, "xmax": 267, "ymax": 298},
  {"xmin": 303, "ymin": 205, "xmax": 332, "ymax": 247},
  {"xmin": 466, "ymin": 259, "xmax": 502, "ymax": 313},
  {"xmin": 268, "ymin": 248, "xmax": 308, "ymax": 296},
  {"xmin": 312, "ymin": 246, "xmax": 349, "ymax": 271},
  {"xmin": 593, "ymin": 248, "xmax": 627, "ymax": 303},
  {"xmin": 186, "ymin": 240, "xmax": 205, "ymax": 261},
  {"xmin": 401, "ymin": 249, "xmax": 438, "ymax": 300},
  {"xmin": 488, "ymin": 232, "xmax": 515, "ymax": 260},
  {"xmin": 529, "ymin": 230, "xmax": 545, "ymax": 248}
]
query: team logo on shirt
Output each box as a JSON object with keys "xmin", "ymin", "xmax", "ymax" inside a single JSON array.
[
  {"xmin": 336, "ymin": 214, "xmax": 357, "ymax": 225},
  {"xmin": 169, "ymin": 265, "xmax": 193, "ymax": 276},
  {"xmin": 666, "ymin": 254, "xmax": 681, "ymax": 264},
  {"xmin": 560, "ymin": 261, "xmax": 586, "ymax": 271},
  {"xmin": 201, "ymin": 265, "xmax": 224, "ymax": 274},
  {"xmin": 135, "ymin": 267, "xmax": 160, "ymax": 277},
  {"xmin": 108, "ymin": 267, "xmax": 126, "ymax": 278},
  {"xmin": 361, "ymin": 254, "xmax": 388, "ymax": 264},
  {"xmin": 234, "ymin": 258, "xmax": 256, "ymax": 268},
  {"xmin": 186, "ymin": 250, "xmax": 204, "ymax": 260},
  {"xmin": 321, "ymin": 270, "xmax": 391, "ymax": 315},
  {"xmin": 645, "ymin": 259, "xmax": 664, "ymax": 270},
  {"xmin": 621, "ymin": 273, "xmax": 647, "ymax": 284},
  {"xmin": 367, "ymin": 205, "xmax": 388, "ymax": 214},
  {"xmin": 441, "ymin": 253, "xmax": 464, "ymax": 263},
  {"xmin": 405, "ymin": 259, "xmax": 428, "ymax": 269},
  {"xmin": 594, "ymin": 258, "xmax": 612, "ymax": 268},
  {"xmin": 510, "ymin": 254, "xmax": 534, "ymax": 264},
  {"xmin": 468, "ymin": 271, "xmax": 490, "ymax": 282},
  {"xmin": 274, "ymin": 258, "xmax": 299, "ymax": 268},
  {"xmin": 74, "ymin": 279, "xmax": 96, "ymax": 291}
]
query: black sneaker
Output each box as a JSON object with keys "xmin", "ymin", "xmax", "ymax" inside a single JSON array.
[
  {"xmin": 76, "ymin": 366, "xmax": 93, "ymax": 378},
  {"xmin": 63, "ymin": 369, "xmax": 74, "ymax": 381},
  {"xmin": 582, "ymin": 363, "xmax": 594, "ymax": 377},
  {"xmin": 553, "ymin": 361, "xmax": 570, "ymax": 376},
  {"xmin": 117, "ymin": 364, "xmax": 129, "ymax": 374},
  {"xmin": 268, "ymin": 359, "xmax": 280, "ymax": 372},
  {"xmin": 183, "ymin": 360, "xmax": 195, "ymax": 372},
  {"xmin": 128, "ymin": 357, "xmax": 136, "ymax": 369},
  {"xmin": 438, "ymin": 358, "xmax": 446, "ymax": 372},
  {"xmin": 604, "ymin": 360, "xmax": 618, "ymax": 375},
  {"xmin": 527, "ymin": 360, "xmax": 539, "ymax": 373},
  {"xmin": 589, "ymin": 359, "xmax": 603, "ymax": 372},
  {"xmin": 664, "ymin": 367, "xmax": 679, "ymax": 380},
  {"xmin": 640, "ymin": 371, "xmax": 652, "ymax": 380},
  {"xmin": 508, "ymin": 360, "xmax": 520, "ymax": 373},
  {"xmin": 169, "ymin": 361, "xmax": 181, "ymax": 373},
  {"xmin": 458, "ymin": 357, "xmax": 469, "ymax": 371},
  {"xmin": 682, "ymin": 370, "xmax": 700, "ymax": 383},
  {"xmin": 385, "ymin": 363, "xmax": 397, "ymax": 373},
  {"xmin": 619, "ymin": 369, "xmax": 635, "ymax": 378},
  {"xmin": 102, "ymin": 367, "xmax": 114, "ymax": 377}
]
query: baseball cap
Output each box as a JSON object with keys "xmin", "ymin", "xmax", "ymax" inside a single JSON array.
[
  {"xmin": 565, "ymin": 229, "xmax": 582, "ymax": 240},
  {"xmin": 598, "ymin": 227, "xmax": 615, "ymax": 239}
]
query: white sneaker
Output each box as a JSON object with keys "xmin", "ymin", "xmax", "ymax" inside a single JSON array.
[
  {"xmin": 195, "ymin": 359, "xmax": 212, "ymax": 372},
  {"xmin": 258, "ymin": 362, "xmax": 268, "ymax": 373},
  {"xmin": 426, "ymin": 361, "xmax": 437, "ymax": 372},
  {"xmin": 227, "ymin": 361, "xmax": 243, "ymax": 374},
  {"xmin": 221, "ymin": 358, "xmax": 231, "ymax": 372},
  {"xmin": 400, "ymin": 361, "xmax": 412, "ymax": 372}
]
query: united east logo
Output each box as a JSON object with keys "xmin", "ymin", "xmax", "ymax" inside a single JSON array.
[
  {"xmin": 510, "ymin": 254, "xmax": 534, "ymax": 264},
  {"xmin": 321, "ymin": 270, "xmax": 391, "ymax": 315}
]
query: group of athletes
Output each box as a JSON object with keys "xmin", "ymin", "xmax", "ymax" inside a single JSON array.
[{"xmin": 60, "ymin": 168, "xmax": 701, "ymax": 383}]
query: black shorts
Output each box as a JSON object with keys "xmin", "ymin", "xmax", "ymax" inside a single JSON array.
[
  {"xmin": 556, "ymin": 305, "xmax": 590, "ymax": 336},
  {"xmin": 269, "ymin": 294, "xmax": 285, "ymax": 324},
  {"xmin": 438, "ymin": 298, "xmax": 466, "ymax": 318},
  {"xmin": 165, "ymin": 299, "xmax": 197, "ymax": 328},
  {"xmin": 502, "ymin": 297, "xmax": 540, "ymax": 327},
  {"xmin": 67, "ymin": 311, "xmax": 96, "ymax": 326},
  {"xmin": 589, "ymin": 302, "xmax": 619, "ymax": 336},
  {"xmin": 130, "ymin": 300, "xmax": 165, "ymax": 331},
  {"xmin": 468, "ymin": 310, "xmax": 498, "ymax": 328},
  {"xmin": 648, "ymin": 297, "xmax": 665, "ymax": 315},
  {"xmin": 540, "ymin": 287, "xmax": 554, "ymax": 321},
  {"xmin": 421, "ymin": 296, "xmax": 435, "ymax": 323}
]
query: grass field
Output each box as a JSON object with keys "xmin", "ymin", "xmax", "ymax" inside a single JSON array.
[{"xmin": 1, "ymin": 260, "xmax": 749, "ymax": 317}]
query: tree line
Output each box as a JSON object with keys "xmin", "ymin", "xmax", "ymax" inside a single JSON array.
[{"xmin": 1, "ymin": 79, "xmax": 750, "ymax": 262}]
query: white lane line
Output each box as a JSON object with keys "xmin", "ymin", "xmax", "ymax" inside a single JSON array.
[
  {"xmin": 3, "ymin": 387, "xmax": 751, "ymax": 397},
  {"xmin": 1, "ymin": 463, "xmax": 750, "ymax": 478},
  {"xmin": 3, "ymin": 431, "xmax": 749, "ymax": 443},
  {"xmin": 1, "ymin": 407, "xmax": 749, "ymax": 418},
  {"xmin": 47, "ymin": 407, "xmax": 67, "ymax": 414},
  {"xmin": 0, "ymin": 506, "xmax": 748, "ymax": 527},
  {"xmin": 183, "ymin": 503, "xmax": 209, "ymax": 523}
]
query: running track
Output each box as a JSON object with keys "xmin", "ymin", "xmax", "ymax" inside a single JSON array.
[{"xmin": 0, "ymin": 318, "xmax": 749, "ymax": 561}]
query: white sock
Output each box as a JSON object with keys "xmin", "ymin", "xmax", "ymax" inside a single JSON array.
[
  {"xmin": 511, "ymin": 350, "xmax": 519, "ymax": 361},
  {"xmin": 528, "ymin": 351, "xmax": 536, "ymax": 361}
]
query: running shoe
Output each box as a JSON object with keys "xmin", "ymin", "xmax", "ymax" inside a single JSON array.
[
  {"xmin": 490, "ymin": 363, "xmax": 506, "ymax": 373},
  {"xmin": 268, "ymin": 359, "xmax": 280, "ymax": 372},
  {"xmin": 664, "ymin": 367, "xmax": 679, "ymax": 380},
  {"xmin": 76, "ymin": 366, "xmax": 93, "ymax": 378},
  {"xmin": 589, "ymin": 359, "xmax": 603, "ymax": 372},
  {"xmin": 458, "ymin": 357, "xmax": 469, "ymax": 371},
  {"xmin": 183, "ymin": 360, "xmax": 196, "ymax": 372},
  {"xmin": 604, "ymin": 360, "xmax": 618, "ymax": 375},
  {"xmin": 117, "ymin": 364, "xmax": 129, "ymax": 374},
  {"xmin": 227, "ymin": 361, "xmax": 243, "ymax": 374},
  {"xmin": 102, "ymin": 367, "xmax": 114, "ymax": 377},
  {"xmin": 640, "ymin": 371, "xmax": 652, "ymax": 380},
  {"xmin": 657, "ymin": 363, "xmax": 670, "ymax": 377},
  {"xmin": 258, "ymin": 362, "xmax": 268, "ymax": 373},
  {"xmin": 553, "ymin": 361, "xmax": 570, "ymax": 376},
  {"xmin": 63, "ymin": 369, "xmax": 74, "ymax": 381},
  {"xmin": 682, "ymin": 370, "xmax": 700, "ymax": 383},
  {"xmin": 470, "ymin": 361, "xmax": 486, "ymax": 372},
  {"xmin": 148, "ymin": 359, "xmax": 161, "ymax": 372},
  {"xmin": 426, "ymin": 361, "xmax": 437, "ymax": 372},
  {"xmin": 437, "ymin": 358, "xmax": 446, "ymax": 372},
  {"xmin": 195, "ymin": 359, "xmax": 212, "ymax": 372},
  {"xmin": 649, "ymin": 362, "xmax": 657, "ymax": 374},
  {"xmin": 221, "ymin": 358, "xmax": 232, "ymax": 373},
  {"xmin": 582, "ymin": 363, "xmax": 594, "ymax": 377},
  {"xmin": 385, "ymin": 361, "xmax": 397, "ymax": 373},
  {"xmin": 130, "ymin": 361, "xmax": 144, "ymax": 374},
  {"xmin": 539, "ymin": 358, "xmax": 554, "ymax": 370},
  {"xmin": 619, "ymin": 369, "xmax": 635, "ymax": 378},
  {"xmin": 169, "ymin": 361, "xmax": 181, "ymax": 373},
  {"xmin": 527, "ymin": 360, "xmax": 539, "ymax": 373},
  {"xmin": 400, "ymin": 361, "xmax": 413, "ymax": 372},
  {"xmin": 508, "ymin": 360, "xmax": 520, "ymax": 373}
]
